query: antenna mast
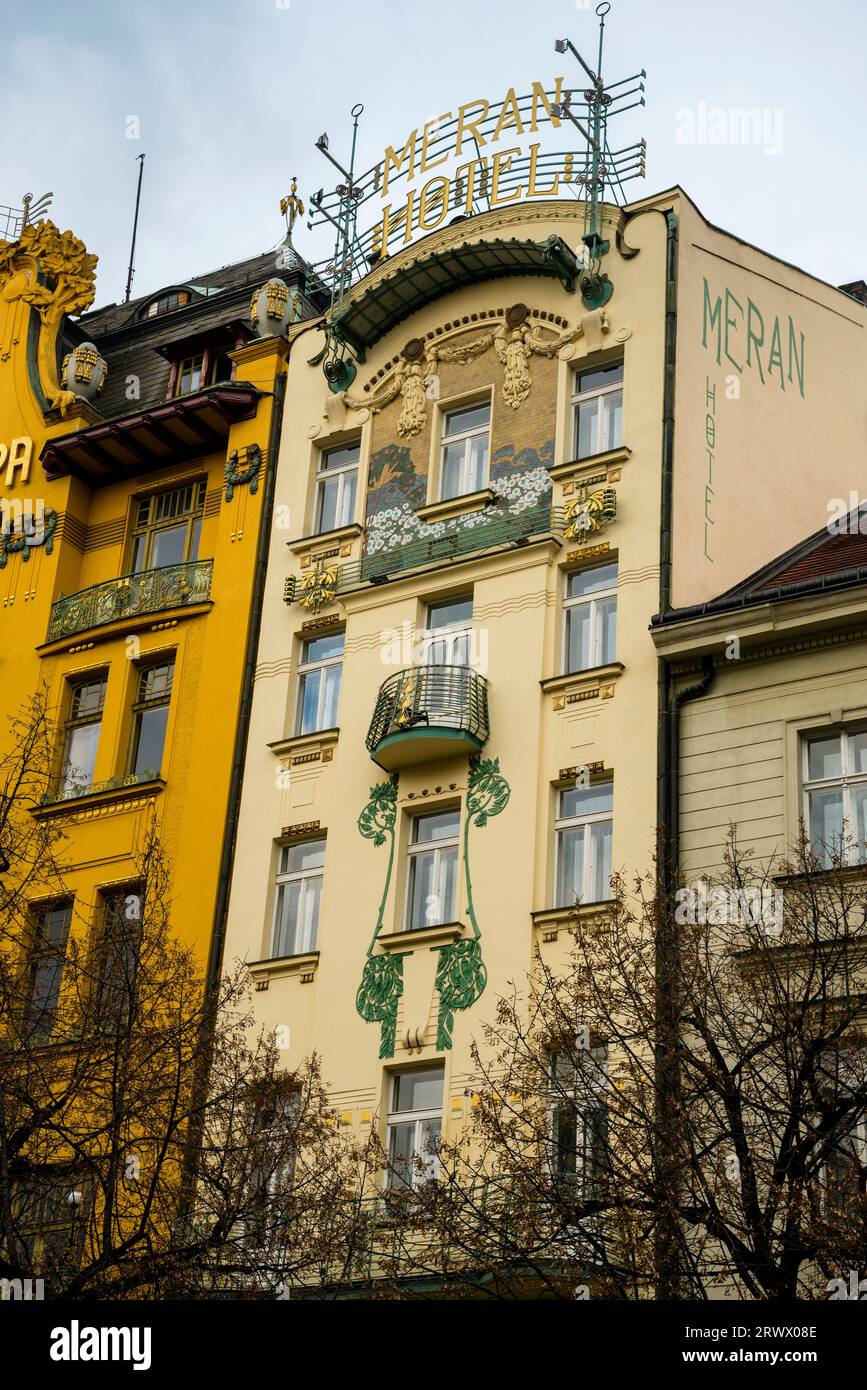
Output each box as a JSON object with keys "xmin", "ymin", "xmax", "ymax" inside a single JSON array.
[{"xmin": 124, "ymin": 153, "xmax": 146, "ymax": 304}]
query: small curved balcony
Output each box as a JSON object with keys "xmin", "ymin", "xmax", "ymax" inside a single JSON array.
[
  {"xmin": 46, "ymin": 559, "xmax": 213, "ymax": 643},
  {"xmin": 366, "ymin": 664, "xmax": 489, "ymax": 770}
]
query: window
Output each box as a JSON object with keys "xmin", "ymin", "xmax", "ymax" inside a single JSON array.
[
  {"xmin": 247, "ymin": 1087, "xmax": 299, "ymax": 1248},
  {"xmin": 572, "ymin": 360, "xmax": 623, "ymax": 460},
  {"xmin": 803, "ymin": 730, "xmax": 867, "ymax": 865},
  {"xmin": 563, "ymin": 562, "xmax": 617, "ymax": 673},
  {"xmin": 129, "ymin": 660, "xmax": 174, "ymax": 777},
  {"xmin": 386, "ymin": 1067, "xmax": 444, "ymax": 1190},
  {"xmin": 423, "ymin": 595, "xmax": 473, "ymax": 667},
  {"xmin": 819, "ymin": 1049, "xmax": 867, "ymax": 1217},
  {"xmin": 549, "ymin": 1045, "xmax": 610, "ymax": 1197},
  {"xmin": 129, "ymin": 481, "xmax": 205, "ymax": 574},
  {"xmin": 314, "ymin": 442, "xmax": 359, "ymax": 534},
  {"xmin": 26, "ymin": 903, "xmax": 72, "ymax": 1040},
  {"xmin": 145, "ymin": 289, "xmax": 190, "ymax": 318},
  {"xmin": 272, "ymin": 839, "xmax": 325, "ymax": 958},
  {"xmin": 439, "ymin": 401, "xmax": 490, "ymax": 500},
  {"xmin": 555, "ymin": 780, "xmax": 613, "ymax": 907},
  {"xmin": 60, "ymin": 677, "xmax": 107, "ymax": 797},
  {"xmin": 176, "ymin": 353, "xmax": 204, "ymax": 394},
  {"xmin": 296, "ymin": 632, "xmax": 343, "ymax": 735},
  {"xmin": 95, "ymin": 889, "xmax": 143, "ymax": 1031},
  {"xmin": 405, "ymin": 809, "xmax": 460, "ymax": 931},
  {"xmin": 10, "ymin": 1175, "xmax": 84, "ymax": 1272}
]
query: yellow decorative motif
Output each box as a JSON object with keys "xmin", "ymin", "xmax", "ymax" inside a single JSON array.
[
  {"xmin": 298, "ymin": 561, "xmax": 339, "ymax": 615},
  {"xmin": 563, "ymin": 486, "xmax": 617, "ymax": 542}
]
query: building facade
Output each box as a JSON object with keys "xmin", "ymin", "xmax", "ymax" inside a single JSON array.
[{"xmin": 221, "ymin": 186, "xmax": 866, "ymax": 1215}]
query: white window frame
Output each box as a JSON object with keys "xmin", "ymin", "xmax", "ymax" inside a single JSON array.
[
  {"xmin": 548, "ymin": 1045, "xmax": 610, "ymax": 1194},
  {"xmin": 385, "ymin": 1068, "xmax": 444, "ymax": 1191},
  {"xmin": 562, "ymin": 564, "xmax": 617, "ymax": 674},
  {"xmin": 571, "ymin": 361, "xmax": 623, "ymax": 460},
  {"xmin": 404, "ymin": 810, "xmax": 460, "ymax": 931},
  {"xmin": 422, "ymin": 595, "xmax": 473, "ymax": 667},
  {"xmin": 314, "ymin": 442, "xmax": 359, "ymax": 534},
  {"xmin": 554, "ymin": 781, "xmax": 613, "ymax": 908},
  {"xmin": 802, "ymin": 729, "xmax": 867, "ymax": 864},
  {"xmin": 295, "ymin": 634, "xmax": 343, "ymax": 736},
  {"xmin": 271, "ymin": 839, "xmax": 325, "ymax": 958},
  {"xmin": 438, "ymin": 401, "xmax": 490, "ymax": 501}
]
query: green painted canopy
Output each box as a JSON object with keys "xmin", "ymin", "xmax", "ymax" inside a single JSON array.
[{"xmin": 333, "ymin": 235, "xmax": 579, "ymax": 357}]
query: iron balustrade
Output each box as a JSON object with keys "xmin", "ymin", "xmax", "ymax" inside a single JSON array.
[
  {"xmin": 47, "ymin": 559, "xmax": 214, "ymax": 642},
  {"xmin": 366, "ymin": 663, "xmax": 489, "ymax": 756}
]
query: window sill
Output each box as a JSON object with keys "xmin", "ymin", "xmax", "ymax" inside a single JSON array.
[
  {"xmin": 414, "ymin": 488, "xmax": 495, "ymax": 526},
  {"xmin": 32, "ymin": 776, "xmax": 165, "ymax": 819},
  {"xmin": 541, "ymin": 662, "xmax": 624, "ymax": 706},
  {"xmin": 532, "ymin": 901, "xmax": 614, "ymax": 942},
  {"xmin": 288, "ymin": 524, "xmax": 363, "ymax": 560},
  {"xmin": 247, "ymin": 952, "xmax": 320, "ymax": 987},
  {"xmin": 268, "ymin": 727, "xmax": 339, "ymax": 766},
  {"xmin": 548, "ymin": 445, "xmax": 631, "ymax": 488},
  {"xmin": 376, "ymin": 921, "xmax": 466, "ymax": 954}
]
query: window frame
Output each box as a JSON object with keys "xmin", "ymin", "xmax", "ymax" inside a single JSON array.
[
  {"xmin": 94, "ymin": 886, "xmax": 144, "ymax": 1033},
  {"xmin": 270, "ymin": 837, "xmax": 326, "ymax": 959},
  {"xmin": 128, "ymin": 480, "xmax": 205, "ymax": 575},
  {"xmin": 385, "ymin": 1067, "xmax": 445, "ymax": 1192},
  {"xmin": 554, "ymin": 779, "xmax": 614, "ymax": 909},
  {"xmin": 571, "ymin": 360, "xmax": 624, "ymax": 461},
  {"xmin": 422, "ymin": 594, "xmax": 474, "ymax": 667},
  {"xmin": 404, "ymin": 808, "xmax": 461, "ymax": 932},
  {"xmin": 176, "ymin": 353, "xmax": 205, "ymax": 395},
  {"xmin": 314, "ymin": 441, "xmax": 360, "ymax": 535},
  {"xmin": 548, "ymin": 1043, "xmax": 610, "ymax": 1196},
  {"xmin": 562, "ymin": 562, "xmax": 618, "ymax": 674},
  {"xmin": 438, "ymin": 400, "xmax": 491, "ymax": 501},
  {"xmin": 25, "ymin": 901, "xmax": 73, "ymax": 1042},
  {"xmin": 127, "ymin": 658, "xmax": 175, "ymax": 779},
  {"xmin": 295, "ymin": 632, "xmax": 344, "ymax": 736},
  {"xmin": 60, "ymin": 676, "xmax": 107, "ymax": 797},
  {"xmin": 802, "ymin": 728, "xmax": 867, "ymax": 864}
]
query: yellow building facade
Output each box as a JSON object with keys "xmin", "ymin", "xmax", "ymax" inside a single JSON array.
[{"xmin": 221, "ymin": 184, "xmax": 866, "ymax": 1227}]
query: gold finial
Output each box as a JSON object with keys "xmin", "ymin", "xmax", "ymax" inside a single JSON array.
[{"xmin": 279, "ymin": 177, "xmax": 305, "ymax": 239}]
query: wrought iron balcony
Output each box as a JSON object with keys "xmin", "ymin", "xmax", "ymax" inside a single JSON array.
[
  {"xmin": 47, "ymin": 560, "xmax": 214, "ymax": 642},
  {"xmin": 366, "ymin": 664, "xmax": 489, "ymax": 770}
]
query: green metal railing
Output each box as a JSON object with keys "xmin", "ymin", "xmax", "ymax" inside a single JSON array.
[
  {"xmin": 366, "ymin": 664, "xmax": 489, "ymax": 757},
  {"xmin": 47, "ymin": 559, "xmax": 214, "ymax": 642},
  {"xmin": 41, "ymin": 768, "xmax": 161, "ymax": 807}
]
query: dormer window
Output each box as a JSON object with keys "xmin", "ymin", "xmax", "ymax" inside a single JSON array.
[
  {"xmin": 177, "ymin": 354, "xmax": 204, "ymax": 394},
  {"xmin": 145, "ymin": 290, "xmax": 190, "ymax": 319}
]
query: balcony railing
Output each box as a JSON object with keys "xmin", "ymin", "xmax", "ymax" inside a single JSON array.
[
  {"xmin": 366, "ymin": 663, "xmax": 489, "ymax": 769},
  {"xmin": 47, "ymin": 559, "xmax": 214, "ymax": 642}
]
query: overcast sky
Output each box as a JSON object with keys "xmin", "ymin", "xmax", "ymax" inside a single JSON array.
[{"xmin": 3, "ymin": 0, "xmax": 865, "ymax": 311}]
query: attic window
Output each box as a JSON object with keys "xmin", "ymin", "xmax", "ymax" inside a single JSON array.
[{"xmin": 146, "ymin": 290, "xmax": 190, "ymax": 319}]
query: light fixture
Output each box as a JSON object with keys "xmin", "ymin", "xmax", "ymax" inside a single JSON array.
[
  {"xmin": 315, "ymin": 133, "xmax": 329, "ymax": 152},
  {"xmin": 554, "ymin": 38, "xmax": 568, "ymax": 52}
]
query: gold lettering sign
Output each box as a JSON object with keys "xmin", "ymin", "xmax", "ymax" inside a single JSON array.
[{"xmin": 0, "ymin": 437, "xmax": 33, "ymax": 488}]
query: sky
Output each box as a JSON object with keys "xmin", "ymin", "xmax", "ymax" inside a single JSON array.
[{"xmin": 2, "ymin": 0, "xmax": 865, "ymax": 311}]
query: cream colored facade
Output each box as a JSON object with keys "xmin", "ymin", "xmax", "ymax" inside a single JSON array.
[{"xmin": 221, "ymin": 188, "xmax": 866, "ymax": 1195}]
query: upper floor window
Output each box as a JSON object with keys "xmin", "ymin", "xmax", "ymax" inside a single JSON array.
[
  {"xmin": 296, "ymin": 632, "xmax": 343, "ymax": 736},
  {"xmin": 61, "ymin": 677, "xmax": 107, "ymax": 797},
  {"xmin": 549, "ymin": 1044, "xmax": 610, "ymax": 1196},
  {"xmin": 386, "ymin": 1067, "xmax": 444, "ymax": 1190},
  {"xmin": 315, "ymin": 442, "xmax": 359, "ymax": 534},
  {"xmin": 26, "ymin": 902, "xmax": 72, "ymax": 1041},
  {"xmin": 405, "ymin": 809, "xmax": 460, "ymax": 931},
  {"xmin": 803, "ymin": 730, "xmax": 867, "ymax": 865},
  {"xmin": 129, "ymin": 660, "xmax": 174, "ymax": 778},
  {"xmin": 555, "ymin": 780, "xmax": 613, "ymax": 908},
  {"xmin": 130, "ymin": 481, "xmax": 205, "ymax": 574},
  {"xmin": 572, "ymin": 361, "xmax": 623, "ymax": 460},
  {"xmin": 145, "ymin": 289, "xmax": 190, "ymax": 318},
  {"xmin": 176, "ymin": 354, "xmax": 204, "ymax": 394},
  {"xmin": 439, "ymin": 402, "xmax": 490, "ymax": 501},
  {"xmin": 272, "ymin": 839, "xmax": 325, "ymax": 958},
  {"xmin": 247, "ymin": 1087, "xmax": 300, "ymax": 1248},
  {"xmin": 424, "ymin": 595, "xmax": 473, "ymax": 666},
  {"xmin": 563, "ymin": 562, "xmax": 617, "ymax": 673},
  {"xmin": 95, "ymin": 888, "xmax": 143, "ymax": 1032}
]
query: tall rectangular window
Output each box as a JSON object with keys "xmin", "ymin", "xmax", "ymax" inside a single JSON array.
[
  {"xmin": 296, "ymin": 632, "xmax": 343, "ymax": 735},
  {"xmin": 26, "ymin": 903, "xmax": 72, "ymax": 1040},
  {"xmin": 549, "ymin": 1045, "xmax": 610, "ymax": 1196},
  {"xmin": 563, "ymin": 562, "xmax": 617, "ymax": 673},
  {"xmin": 272, "ymin": 839, "xmax": 325, "ymax": 958},
  {"xmin": 405, "ymin": 809, "xmax": 460, "ymax": 931},
  {"xmin": 386, "ymin": 1067, "xmax": 444, "ymax": 1190},
  {"xmin": 176, "ymin": 354, "xmax": 204, "ymax": 395},
  {"xmin": 129, "ymin": 481, "xmax": 205, "ymax": 573},
  {"xmin": 439, "ymin": 402, "xmax": 490, "ymax": 501},
  {"xmin": 95, "ymin": 888, "xmax": 143, "ymax": 1031},
  {"xmin": 572, "ymin": 361, "xmax": 623, "ymax": 460},
  {"xmin": 423, "ymin": 595, "xmax": 473, "ymax": 667},
  {"xmin": 129, "ymin": 660, "xmax": 174, "ymax": 778},
  {"xmin": 315, "ymin": 442, "xmax": 359, "ymax": 534},
  {"xmin": 803, "ymin": 730, "xmax": 867, "ymax": 865},
  {"xmin": 555, "ymin": 780, "xmax": 613, "ymax": 908},
  {"xmin": 60, "ymin": 677, "xmax": 107, "ymax": 797}
]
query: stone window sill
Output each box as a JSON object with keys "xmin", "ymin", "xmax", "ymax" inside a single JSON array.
[
  {"xmin": 548, "ymin": 445, "xmax": 631, "ymax": 487},
  {"xmin": 414, "ymin": 488, "xmax": 495, "ymax": 526},
  {"xmin": 247, "ymin": 951, "xmax": 320, "ymax": 986},
  {"xmin": 376, "ymin": 922, "xmax": 466, "ymax": 953},
  {"xmin": 268, "ymin": 727, "xmax": 339, "ymax": 765},
  {"xmin": 531, "ymin": 901, "xmax": 614, "ymax": 942},
  {"xmin": 541, "ymin": 662, "xmax": 624, "ymax": 705},
  {"xmin": 288, "ymin": 524, "xmax": 363, "ymax": 561}
]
